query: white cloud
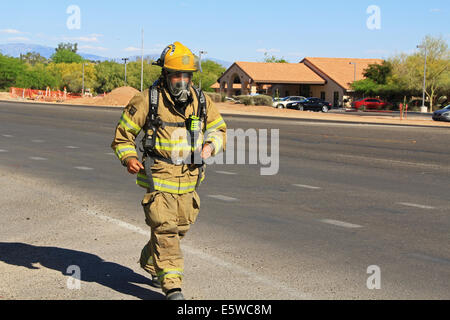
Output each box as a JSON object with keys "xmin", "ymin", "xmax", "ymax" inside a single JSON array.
[
  {"xmin": 8, "ymin": 37, "xmax": 30, "ymax": 42},
  {"xmin": 79, "ymin": 45, "xmax": 108, "ymax": 51},
  {"xmin": 63, "ymin": 36, "xmax": 99, "ymax": 43},
  {"xmin": 0, "ymin": 29, "xmax": 22, "ymax": 34},
  {"xmin": 124, "ymin": 46, "xmax": 141, "ymax": 52},
  {"xmin": 256, "ymin": 48, "xmax": 281, "ymax": 53}
]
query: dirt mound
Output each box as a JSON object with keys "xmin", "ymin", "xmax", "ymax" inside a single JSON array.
[{"xmin": 73, "ymin": 86, "xmax": 140, "ymax": 106}]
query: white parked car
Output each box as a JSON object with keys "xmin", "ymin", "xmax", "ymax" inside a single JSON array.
[{"xmin": 273, "ymin": 96, "xmax": 306, "ymax": 109}]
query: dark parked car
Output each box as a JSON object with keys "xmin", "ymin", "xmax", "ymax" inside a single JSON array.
[
  {"xmin": 286, "ymin": 97, "xmax": 332, "ymax": 112},
  {"xmin": 352, "ymin": 98, "xmax": 388, "ymax": 111},
  {"xmin": 432, "ymin": 105, "xmax": 450, "ymax": 122}
]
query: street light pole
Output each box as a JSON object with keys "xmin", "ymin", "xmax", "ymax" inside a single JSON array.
[
  {"xmin": 417, "ymin": 45, "xmax": 428, "ymax": 113},
  {"xmin": 199, "ymin": 50, "xmax": 207, "ymax": 90},
  {"xmin": 122, "ymin": 58, "xmax": 129, "ymax": 86}
]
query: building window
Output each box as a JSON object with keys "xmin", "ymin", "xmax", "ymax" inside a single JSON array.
[
  {"xmin": 320, "ymin": 91, "xmax": 326, "ymax": 101},
  {"xmin": 333, "ymin": 91, "xmax": 339, "ymax": 107}
]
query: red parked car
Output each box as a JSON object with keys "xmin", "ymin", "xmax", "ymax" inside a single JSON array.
[{"xmin": 352, "ymin": 98, "xmax": 388, "ymax": 111}]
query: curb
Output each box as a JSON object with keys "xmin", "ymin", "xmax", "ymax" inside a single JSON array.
[{"xmin": 1, "ymin": 98, "xmax": 448, "ymax": 129}]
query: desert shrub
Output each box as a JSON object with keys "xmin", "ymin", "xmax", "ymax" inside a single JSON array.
[
  {"xmin": 252, "ymin": 95, "xmax": 273, "ymax": 106},
  {"xmin": 205, "ymin": 92, "xmax": 221, "ymax": 102},
  {"xmin": 236, "ymin": 95, "xmax": 254, "ymax": 105}
]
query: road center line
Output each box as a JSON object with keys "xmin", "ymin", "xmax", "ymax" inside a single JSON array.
[
  {"xmin": 208, "ymin": 195, "xmax": 239, "ymax": 202},
  {"xmin": 293, "ymin": 184, "xmax": 321, "ymax": 190},
  {"xmin": 74, "ymin": 166, "xmax": 94, "ymax": 171},
  {"xmin": 32, "ymin": 139, "xmax": 45, "ymax": 143},
  {"xmin": 83, "ymin": 208, "xmax": 309, "ymax": 299},
  {"xmin": 0, "ymin": 149, "xmax": 8, "ymax": 152},
  {"xmin": 2, "ymin": 134, "xmax": 13, "ymax": 138},
  {"xmin": 320, "ymin": 219, "xmax": 363, "ymax": 229},
  {"xmin": 215, "ymin": 171, "xmax": 237, "ymax": 175},
  {"xmin": 66, "ymin": 146, "xmax": 80, "ymax": 149},
  {"xmin": 29, "ymin": 157, "xmax": 47, "ymax": 161},
  {"xmin": 397, "ymin": 202, "xmax": 435, "ymax": 210}
]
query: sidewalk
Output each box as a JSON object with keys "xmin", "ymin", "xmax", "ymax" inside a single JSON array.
[
  {"xmin": 1, "ymin": 95, "xmax": 448, "ymax": 128},
  {"xmin": 215, "ymin": 103, "xmax": 450, "ymax": 128}
]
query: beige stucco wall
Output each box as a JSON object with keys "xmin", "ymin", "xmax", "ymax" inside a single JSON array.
[
  {"xmin": 303, "ymin": 61, "xmax": 347, "ymax": 107},
  {"xmin": 219, "ymin": 64, "xmax": 252, "ymax": 96}
]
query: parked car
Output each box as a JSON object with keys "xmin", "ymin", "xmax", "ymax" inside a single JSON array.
[
  {"xmin": 273, "ymin": 96, "xmax": 306, "ymax": 109},
  {"xmin": 352, "ymin": 98, "xmax": 388, "ymax": 111},
  {"xmin": 432, "ymin": 105, "xmax": 450, "ymax": 122},
  {"xmin": 287, "ymin": 97, "xmax": 332, "ymax": 112}
]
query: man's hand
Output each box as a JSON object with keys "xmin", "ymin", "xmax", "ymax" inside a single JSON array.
[
  {"xmin": 127, "ymin": 158, "xmax": 144, "ymax": 174},
  {"xmin": 201, "ymin": 143, "xmax": 214, "ymax": 160}
]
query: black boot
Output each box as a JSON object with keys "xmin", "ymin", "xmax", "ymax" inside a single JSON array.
[{"xmin": 166, "ymin": 288, "xmax": 185, "ymax": 300}]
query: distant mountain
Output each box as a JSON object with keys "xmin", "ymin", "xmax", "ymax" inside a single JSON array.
[
  {"xmin": 0, "ymin": 43, "xmax": 233, "ymax": 68},
  {"xmin": 0, "ymin": 43, "xmax": 109, "ymax": 61}
]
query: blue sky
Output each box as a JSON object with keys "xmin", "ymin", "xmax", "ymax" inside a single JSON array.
[{"xmin": 0, "ymin": 0, "xmax": 448, "ymax": 62}]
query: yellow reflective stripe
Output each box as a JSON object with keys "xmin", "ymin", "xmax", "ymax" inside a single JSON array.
[
  {"xmin": 206, "ymin": 117, "xmax": 226, "ymax": 131},
  {"xmin": 119, "ymin": 113, "xmax": 141, "ymax": 135},
  {"xmin": 206, "ymin": 135, "xmax": 222, "ymax": 152},
  {"xmin": 136, "ymin": 174, "xmax": 205, "ymax": 193},
  {"xmin": 157, "ymin": 268, "xmax": 184, "ymax": 280},
  {"xmin": 115, "ymin": 145, "xmax": 137, "ymax": 160}
]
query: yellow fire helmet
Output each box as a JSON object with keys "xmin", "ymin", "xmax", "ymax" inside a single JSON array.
[{"xmin": 157, "ymin": 41, "xmax": 199, "ymax": 72}]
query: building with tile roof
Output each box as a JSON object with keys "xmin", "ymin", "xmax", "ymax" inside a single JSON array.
[{"xmin": 214, "ymin": 57, "xmax": 383, "ymax": 107}]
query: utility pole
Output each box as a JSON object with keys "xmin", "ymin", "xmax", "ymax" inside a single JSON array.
[
  {"xmin": 417, "ymin": 44, "xmax": 428, "ymax": 113},
  {"xmin": 141, "ymin": 28, "xmax": 144, "ymax": 92},
  {"xmin": 198, "ymin": 50, "xmax": 207, "ymax": 90},
  {"xmin": 122, "ymin": 58, "xmax": 129, "ymax": 86}
]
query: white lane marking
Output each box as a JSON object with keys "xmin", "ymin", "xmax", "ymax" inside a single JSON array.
[
  {"xmin": 208, "ymin": 195, "xmax": 239, "ymax": 202},
  {"xmin": 84, "ymin": 208, "xmax": 309, "ymax": 299},
  {"xmin": 74, "ymin": 166, "xmax": 94, "ymax": 171},
  {"xmin": 66, "ymin": 146, "xmax": 80, "ymax": 149},
  {"xmin": 320, "ymin": 219, "xmax": 363, "ymax": 229},
  {"xmin": 105, "ymin": 152, "xmax": 115, "ymax": 156},
  {"xmin": 408, "ymin": 253, "xmax": 450, "ymax": 266},
  {"xmin": 0, "ymin": 149, "xmax": 8, "ymax": 152},
  {"xmin": 29, "ymin": 157, "xmax": 48, "ymax": 161},
  {"xmin": 397, "ymin": 202, "xmax": 435, "ymax": 210},
  {"xmin": 2, "ymin": 134, "xmax": 13, "ymax": 138},
  {"xmin": 31, "ymin": 139, "xmax": 45, "ymax": 143},
  {"xmin": 215, "ymin": 170, "xmax": 237, "ymax": 175},
  {"xmin": 293, "ymin": 184, "xmax": 321, "ymax": 190}
]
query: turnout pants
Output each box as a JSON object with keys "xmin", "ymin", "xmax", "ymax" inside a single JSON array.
[{"xmin": 139, "ymin": 190, "xmax": 200, "ymax": 293}]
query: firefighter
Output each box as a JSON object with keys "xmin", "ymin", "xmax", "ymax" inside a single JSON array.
[{"xmin": 111, "ymin": 42, "xmax": 227, "ymax": 300}]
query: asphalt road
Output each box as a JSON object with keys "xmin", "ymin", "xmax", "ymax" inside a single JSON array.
[{"xmin": 0, "ymin": 101, "xmax": 449, "ymax": 300}]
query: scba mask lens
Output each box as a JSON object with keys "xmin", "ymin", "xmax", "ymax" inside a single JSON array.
[{"xmin": 168, "ymin": 72, "xmax": 192, "ymax": 102}]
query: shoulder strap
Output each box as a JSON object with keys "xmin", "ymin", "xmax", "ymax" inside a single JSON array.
[
  {"xmin": 192, "ymin": 86, "xmax": 207, "ymax": 124},
  {"xmin": 147, "ymin": 80, "xmax": 160, "ymax": 128}
]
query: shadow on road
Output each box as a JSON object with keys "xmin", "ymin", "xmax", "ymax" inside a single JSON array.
[{"xmin": 0, "ymin": 242, "xmax": 165, "ymax": 300}]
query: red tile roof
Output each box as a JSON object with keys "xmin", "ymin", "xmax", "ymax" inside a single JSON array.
[
  {"xmin": 233, "ymin": 61, "xmax": 326, "ymax": 84},
  {"xmin": 302, "ymin": 57, "xmax": 384, "ymax": 89}
]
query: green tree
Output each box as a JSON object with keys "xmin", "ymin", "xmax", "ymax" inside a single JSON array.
[
  {"xmin": 192, "ymin": 60, "xmax": 225, "ymax": 91},
  {"xmin": 0, "ymin": 54, "xmax": 26, "ymax": 90},
  {"xmin": 408, "ymin": 35, "xmax": 450, "ymax": 111},
  {"xmin": 51, "ymin": 43, "xmax": 83, "ymax": 64},
  {"xmin": 263, "ymin": 52, "xmax": 288, "ymax": 63},
  {"xmin": 56, "ymin": 42, "xmax": 78, "ymax": 53},
  {"xmin": 363, "ymin": 60, "xmax": 392, "ymax": 84},
  {"xmin": 20, "ymin": 52, "xmax": 48, "ymax": 66},
  {"xmin": 15, "ymin": 64, "xmax": 59, "ymax": 89},
  {"xmin": 51, "ymin": 49, "xmax": 84, "ymax": 64},
  {"xmin": 94, "ymin": 61, "xmax": 124, "ymax": 93}
]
